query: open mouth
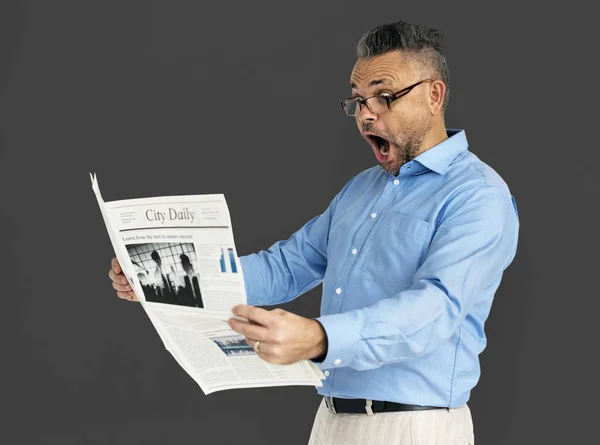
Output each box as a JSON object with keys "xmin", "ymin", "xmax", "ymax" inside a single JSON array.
[{"xmin": 365, "ymin": 134, "xmax": 391, "ymax": 163}]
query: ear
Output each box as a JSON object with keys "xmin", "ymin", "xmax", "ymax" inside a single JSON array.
[{"xmin": 428, "ymin": 80, "xmax": 446, "ymax": 115}]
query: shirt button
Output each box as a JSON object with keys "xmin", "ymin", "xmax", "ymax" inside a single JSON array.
[
  {"xmin": 324, "ymin": 370, "xmax": 330, "ymax": 377},
  {"xmin": 371, "ymin": 212, "xmax": 377, "ymax": 219},
  {"xmin": 393, "ymin": 179, "xmax": 399, "ymax": 185},
  {"xmin": 351, "ymin": 248, "xmax": 358, "ymax": 255},
  {"xmin": 334, "ymin": 359, "xmax": 342, "ymax": 365},
  {"xmin": 335, "ymin": 287, "xmax": 342, "ymax": 295}
]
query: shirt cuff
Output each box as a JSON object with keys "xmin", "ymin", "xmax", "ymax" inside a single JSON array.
[{"xmin": 312, "ymin": 312, "xmax": 361, "ymax": 370}]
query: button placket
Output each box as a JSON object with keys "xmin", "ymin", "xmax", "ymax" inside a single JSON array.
[{"xmin": 334, "ymin": 175, "xmax": 406, "ymax": 315}]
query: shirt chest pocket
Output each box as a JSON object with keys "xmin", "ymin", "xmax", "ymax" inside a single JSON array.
[{"xmin": 360, "ymin": 211, "xmax": 431, "ymax": 287}]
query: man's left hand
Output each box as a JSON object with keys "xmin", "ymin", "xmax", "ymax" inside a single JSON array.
[{"xmin": 227, "ymin": 305, "xmax": 327, "ymax": 365}]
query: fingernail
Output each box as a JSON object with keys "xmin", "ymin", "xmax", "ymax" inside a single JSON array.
[{"xmin": 126, "ymin": 285, "xmax": 131, "ymax": 290}]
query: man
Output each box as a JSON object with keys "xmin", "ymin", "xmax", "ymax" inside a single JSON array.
[{"xmin": 108, "ymin": 21, "xmax": 519, "ymax": 445}]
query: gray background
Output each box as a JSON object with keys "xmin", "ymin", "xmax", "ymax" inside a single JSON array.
[{"xmin": 0, "ymin": 1, "xmax": 595, "ymax": 444}]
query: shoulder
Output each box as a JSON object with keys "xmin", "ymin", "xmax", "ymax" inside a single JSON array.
[
  {"xmin": 436, "ymin": 152, "xmax": 516, "ymax": 224},
  {"xmin": 338, "ymin": 165, "xmax": 382, "ymax": 195},
  {"xmin": 350, "ymin": 165, "xmax": 382, "ymax": 183},
  {"xmin": 446, "ymin": 150, "xmax": 513, "ymax": 199}
]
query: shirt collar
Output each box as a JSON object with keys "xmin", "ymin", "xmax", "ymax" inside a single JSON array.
[{"xmin": 411, "ymin": 128, "xmax": 468, "ymax": 175}]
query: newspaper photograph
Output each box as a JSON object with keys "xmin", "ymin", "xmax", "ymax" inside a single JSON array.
[{"xmin": 90, "ymin": 173, "xmax": 325, "ymax": 394}]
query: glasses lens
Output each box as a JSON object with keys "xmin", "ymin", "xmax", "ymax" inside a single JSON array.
[
  {"xmin": 342, "ymin": 95, "xmax": 390, "ymax": 115},
  {"xmin": 343, "ymin": 100, "xmax": 359, "ymax": 116},
  {"xmin": 367, "ymin": 96, "xmax": 389, "ymax": 114}
]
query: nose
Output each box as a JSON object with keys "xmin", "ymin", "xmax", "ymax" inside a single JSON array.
[{"xmin": 357, "ymin": 102, "xmax": 377, "ymax": 122}]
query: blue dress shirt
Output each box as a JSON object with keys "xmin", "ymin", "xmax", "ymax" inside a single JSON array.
[{"xmin": 239, "ymin": 129, "xmax": 519, "ymax": 408}]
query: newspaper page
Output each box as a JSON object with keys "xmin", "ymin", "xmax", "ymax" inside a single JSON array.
[{"xmin": 90, "ymin": 173, "xmax": 325, "ymax": 394}]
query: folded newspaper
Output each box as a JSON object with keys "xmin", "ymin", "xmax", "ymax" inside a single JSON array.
[{"xmin": 91, "ymin": 173, "xmax": 325, "ymax": 394}]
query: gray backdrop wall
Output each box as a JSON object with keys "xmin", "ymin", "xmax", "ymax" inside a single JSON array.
[{"xmin": 0, "ymin": 1, "xmax": 595, "ymax": 444}]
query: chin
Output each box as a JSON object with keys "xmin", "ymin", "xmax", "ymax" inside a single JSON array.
[{"xmin": 379, "ymin": 162, "xmax": 400, "ymax": 176}]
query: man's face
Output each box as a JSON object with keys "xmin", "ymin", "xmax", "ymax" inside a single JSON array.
[{"xmin": 349, "ymin": 51, "xmax": 434, "ymax": 175}]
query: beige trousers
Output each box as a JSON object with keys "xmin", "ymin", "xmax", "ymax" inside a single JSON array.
[{"xmin": 307, "ymin": 399, "xmax": 475, "ymax": 445}]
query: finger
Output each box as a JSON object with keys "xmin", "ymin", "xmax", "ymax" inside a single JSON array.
[
  {"xmin": 117, "ymin": 291, "xmax": 138, "ymax": 301},
  {"xmin": 112, "ymin": 281, "xmax": 132, "ymax": 292},
  {"xmin": 228, "ymin": 317, "xmax": 268, "ymax": 340},
  {"xmin": 111, "ymin": 257, "xmax": 121, "ymax": 274},
  {"xmin": 243, "ymin": 338, "xmax": 281, "ymax": 362},
  {"xmin": 231, "ymin": 305, "xmax": 273, "ymax": 326},
  {"xmin": 244, "ymin": 337, "xmax": 259, "ymax": 349},
  {"xmin": 108, "ymin": 269, "xmax": 128, "ymax": 286},
  {"xmin": 243, "ymin": 337, "xmax": 270, "ymax": 358}
]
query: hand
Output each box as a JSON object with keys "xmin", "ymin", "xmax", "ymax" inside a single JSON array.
[
  {"xmin": 108, "ymin": 257, "xmax": 139, "ymax": 302},
  {"xmin": 227, "ymin": 305, "xmax": 327, "ymax": 365}
]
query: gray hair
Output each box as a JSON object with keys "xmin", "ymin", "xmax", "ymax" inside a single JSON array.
[{"xmin": 356, "ymin": 21, "xmax": 450, "ymax": 114}]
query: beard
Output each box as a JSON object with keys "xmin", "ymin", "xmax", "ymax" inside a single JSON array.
[{"xmin": 362, "ymin": 121, "xmax": 428, "ymax": 176}]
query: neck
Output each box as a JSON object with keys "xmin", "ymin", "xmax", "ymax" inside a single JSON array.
[{"xmin": 417, "ymin": 119, "xmax": 448, "ymax": 156}]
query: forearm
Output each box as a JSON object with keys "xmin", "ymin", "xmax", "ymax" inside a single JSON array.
[
  {"xmin": 240, "ymin": 233, "xmax": 327, "ymax": 307},
  {"xmin": 314, "ymin": 279, "xmax": 465, "ymax": 370},
  {"xmin": 239, "ymin": 175, "xmax": 361, "ymax": 307}
]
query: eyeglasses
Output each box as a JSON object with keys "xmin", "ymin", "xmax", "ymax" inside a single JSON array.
[{"xmin": 340, "ymin": 79, "xmax": 433, "ymax": 116}]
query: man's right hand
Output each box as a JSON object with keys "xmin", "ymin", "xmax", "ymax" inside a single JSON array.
[{"xmin": 109, "ymin": 257, "xmax": 139, "ymax": 302}]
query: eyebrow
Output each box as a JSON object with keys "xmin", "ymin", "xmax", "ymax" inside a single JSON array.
[{"xmin": 350, "ymin": 79, "xmax": 392, "ymax": 89}]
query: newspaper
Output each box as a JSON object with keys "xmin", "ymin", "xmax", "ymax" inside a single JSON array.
[{"xmin": 90, "ymin": 173, "xmax": 325, "ymax": 394}]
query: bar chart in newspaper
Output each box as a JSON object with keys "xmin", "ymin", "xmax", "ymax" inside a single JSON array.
[{"xmin": 219, "ymin": 247, "xmax": 238, "ymax": 274}]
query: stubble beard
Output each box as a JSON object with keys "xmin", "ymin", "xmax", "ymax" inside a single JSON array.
[
  {"xmin": 381, "ymin": 111, "xmax": 433, "ymax": 175},
  {"xmin": 380, "ymin": 130, "xmax": 425, "ymax": 176}
]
